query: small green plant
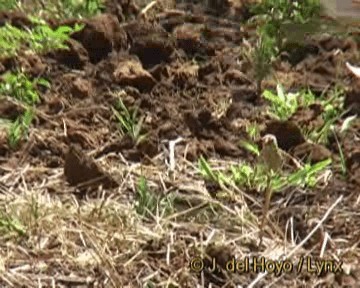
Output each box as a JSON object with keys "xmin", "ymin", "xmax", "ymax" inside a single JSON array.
[
  {"xmin": 39, "ymin": 0, "xmax": 105, "ymax": 19},
  {"xmin": 198, "ymin": 155, "xmax": 331, "ymax": 193},
  {"xmin": 278, "ymin": 158, "xmax": 332, "ymax": 190},
  {"xmin": 240, "ymin": 140, "xmax": 260, "ymax": 157},
  {"xmin": 199, "ymin": 134, "xmax": 331, "ymax": 245},
  {"xmin": 7, "ymin": 108, "xmax": 34, "ymax": 149},
  {"xmin": 251, "ymin": 0, "xmax": 321, "ymax": 46},
  {"xmin": 306, "ymin": 87, "xmax": 345, "ymax": 144},
  {"xmin": 250, "ymin": 0, "xmax": 320, "ymax": 93},
  {"xmin": 246, "ymin": 121, "xmax": 261, "ymax": 140},
  {"xmin": 0, "ymin": 22, "xmax": 84, "ymax": 58},
  {"xmin": 1, "ymin": 0, "xmax": 104, "ymax": 19},
  {"xmin": 199, "ymin": 156, "xmax": 266, "ymax": 190},
  {"xmin": 112, "ymin": 99, "xmax": 147, "ymax": 144},
  {"xmin": 263, "ymin": 85, "xmax": 345, "ymax": 145},
  {"xmin": 0, "ymin": 0, "xmax": 19, "ymax": 11},
  {"xmin": 0, "ymin": 72, "xmax": 50, "ymax": 105},
  {"xmin": 135, "ymin": 176, "xmax": 157, "ymax": 217},
  {"xmin": 135, "ymin": 176, "xmax": 173, "ymax": 218},
  {"xmin": 62, "ymin": 0, "xmax": 105, "ymax": 18},
  {"xmin": 231, "ymin": 162, "xmax": 261, "ymax": 189},
  {"xmin": 0, "ymin": 211, "xmax": 26, "ymax": 237},
  {"xmin": 28, "ymin": 21, "xmax": 84, "ymax": 53},
  {"xmin": 252, "ymin": 32, "xmax": 277, "ymax": 94},
  {"xmin": 262, "ymin": 84, "xmax": 315, "ymax": 120},
  {"xmin": 239, "ymin": 122, "xmax": 261, "ymax": 157},
  {"xmin": 0, "ymin": 24, "xmax": 27, "ymax": 58},
  {"xmin": 254, "ymin": 0, "xmax": 320, "ymax": 19},
  {"xmin": 0, "ymin": 71, "xmax": 49, "ymax": 149},
  {"xmin": 198, "ymin": 156, "xmax": 232, "ymax": 186}
]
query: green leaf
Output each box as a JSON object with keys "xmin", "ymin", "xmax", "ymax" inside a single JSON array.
[
  {"xmin": 239, "ymin": 140, "xmax": 260, "ymax": 156},
  {"xmin": 198, "ymin": 156, "xmax": 217, "ymax": 182}
]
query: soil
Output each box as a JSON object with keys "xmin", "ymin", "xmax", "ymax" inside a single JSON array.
[{"xmin": 0, "ymin": 0, "xmax": 360, "ymax": 287}]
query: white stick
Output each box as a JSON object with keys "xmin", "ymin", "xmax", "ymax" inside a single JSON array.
[
  {"xmin": 247, "ymin": 195, "xmax": 343, "ymax": 288},
  {"xmin": 346, "ymin": 62, "xmax": 360, "ymax": 78},
  {"xmin": 140, "ymin": 0, "xmax": 157, "ymax": 17},
  {"xmin": 169, "ymin": 137, "xmax": 183, "ymax": 173}
]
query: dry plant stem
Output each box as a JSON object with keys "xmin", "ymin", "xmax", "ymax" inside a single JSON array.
[
  {"xmin": 249, "ymin": 195, "xmax": 344, "ymax": 288},
  {"xmin": 139, "ymin": 0, "xmax": 158, "ymax": 17},
  {"xmin": 259, "ymin": 173, "xmax": 272, "ymax": 246}
]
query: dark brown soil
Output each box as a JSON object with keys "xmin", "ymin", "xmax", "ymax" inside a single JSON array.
[{"xmin": 0, "ymin": 0, "xmax": 360, "ymax": 287}]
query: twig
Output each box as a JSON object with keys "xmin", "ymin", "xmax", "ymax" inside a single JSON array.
[
  {"xmin": 168, "ymin": 137, "xmax": 183, "ymax": 176},
  {"xmin": 139, "ymin": 0, "xmax": 158, "ymax": 18},
  {"xmin": 248, "ymin": 195, "xmax": 343, "ymax": 288}
]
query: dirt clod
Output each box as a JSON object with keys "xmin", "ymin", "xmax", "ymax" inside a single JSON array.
[
  {"xmin": 346, "ymin": 148, "xmax": 360, "ymax": 184},
  {"xmin": 18, "ymin": 53, "xmax": 46, "ymax": 76},
  {"xmin": 292, "ymin": 142, "xmax": 332, "ymax": 164},
  {"xmin": 203, "ymin": 243, "xmax": 234, "ymax": 285},
  {"xmin": 1, "ymin": 1, "xmax": 360, "ymax": 287},
  {"xmin": 344, "ymin": 88, "xmax": 360, "ymax": 116},
  {"xmin": 71, "ymin": 78, "xmax": 93, "ymax": 99},
  {"xmin": 0, "ymin": 10, "xmax": 32, "ymax": 28},
  {"xmin": 53, "ymin": 38, "xmax": 89, "ymax": 69},
  {"xmin": 72, "ymin": 13, "xmax": 128, "ymax": 63},
  {"xmin": 113, "ymin": 56, "xmax": 157, "ymax": 91},
  {"xmin": 64, "ymin": 144, "xmax": 119, "ymax": 189},
  {"xmin": 126, "ymin": 21, "xmax": 175, "ymax": 68},
  {"xmin": 262, "ymin": 120, "xmax": 306, "ymax": 151},
  {"xmin": 0, "ymin": 98, "xmax": 25, "ymax": 120}
]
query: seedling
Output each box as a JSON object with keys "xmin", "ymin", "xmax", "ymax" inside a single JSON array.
[
  {"xmin": 28, "ymin": 21, "xmax": 84, "ymax": 53},
  {"xmin": 306, "ymin": 87, "xmax": 345, "ymax": 144},
  {"xmin": 240, "ymin": 140, "xmax": 260, "ymax": 157},
  {"xmin": 263, "ymin": 85, "xmax": 346, "ymax": 144},
  {"xmin": 262, "ymin": 84, "xmax": 315, "ymax": 120},
  {"xmin": 0, "ymin": 24, "xmax": 28, "ymax": 58},
  {"xmin": 7, "ymin": 108, "xmax": 34, "ymax": 149},
  {"xmin": 198, "ymin": 136, "xmax": 332, "ymax": 245},
  {"xmin": 198, "ymin": 151, "xmax": 331, "ymax": 193},
  {"xmin": 0, "ymin": 21, "xmax": 84, "ymax": 58},
  {"xmin": 39, "ymin": 0, "xmax": 105, "ymax": 19},
  {"xmin": 0, "ymin": 72, "xmax": 50, "ymax": 105},
  {"xmin": 66, "ymin": 0, "xmax": 105, "ymax": 18},
  {"xmin": 198, "ymin": 156, "xmax": 233, "ymax": 187},
  {"xmin": 251, "ymin": 0, "xmax": 321, "ymax": 45},
  {"xmin": 0, "ymin": 212, "xmax": 26, "ymax": 237},
  {"xmin": 135, "ymin": 176, "xmax": 157, "ymax": 217},
  {"xmin": 112, "ymin": 99, "xmax": 147, "ymax": 144},
  {"xmin": 0, "ymin": 0, "xmax": 19, "ymax": 11},
  {"xmin": 250, "ymin": 0, "xmax": 321, "ymax": 94},
  {"xmin": 239, "ymin": 122, "xmax": 261, "ymax": 157},
  {"xmin": 246, "ymin": 121, "xmax": 261, "ymax": 140},
  {"xmin": 252, "ymin": 30, "xmax": 277, "ymax": 95},
  {"xmin": 0, "ymin": 71, "xmax": 51, "ymax": 149},
  {"xmin": 135, "ymin": 176, "xmax": 173, "ymax": 219}
]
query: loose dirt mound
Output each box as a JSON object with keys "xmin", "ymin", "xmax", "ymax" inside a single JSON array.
[{"xmin": 0, "ymin": 1, "xmax": 360, "ymax": 287}]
